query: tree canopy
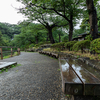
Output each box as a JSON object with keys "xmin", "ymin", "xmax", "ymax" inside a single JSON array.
[{"xmin": 0, "ymin": 0, "xmax": 100, "ymax": 48}]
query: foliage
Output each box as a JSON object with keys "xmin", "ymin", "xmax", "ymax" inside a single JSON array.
[
  {"xmin": 11, "ymin": 22, "xmax": 47, "ymax": 49},
  {"xmin": 80, "ymin": 17, "xmax": 90, "ymax": 33},
  {"xmin": 17, "ymin": 0, "xmax": 69, "ymax": 43},
  {"xmin": 65, "ymin": 41, "xmax": 77, "ymax": 51},
  {"xmin": 17, "ymin": 0, "xmax": 85, "ymax": 41},
  {"xmin": 62, "ymin": 35, "xmax": 69, "ymax": 42},
  {"xmin": 51, "ymin": 42, "xmax": 65, "ymax": 51},
  {"xmin": 0, "ymin": 22, "xmax": 21, "ymax": 46},
  {"xmin": 0, "ymin": 31, "xmax": 4, "ymax": 46},
  {"xmin": 52, "ymin": 28, "xmax": 64, "ymax": 43},
  {"xmin": 97, "ymin": 4, "xmax": 100, "ymax": 31},
  {"xmin": 90, "ymin": 38, "xmax": 100, "ymax": 54},
  {"xmin": 29, "ymin": 44, "xmax": 34, "ymax": 48},
  {"xmin": 0, "ymin": 22, "xmax": 21, "ymax": 38},
  {"xmin": 73, "ymin": 28, "xmax": 86, "ymax": 38},
  {"xmin": 85, "ymin": 34, "xmax": 93, "ymax": 41},
  {"xmin": 73, "ymin": 40, "xmax": 90, "ymax": 53}
]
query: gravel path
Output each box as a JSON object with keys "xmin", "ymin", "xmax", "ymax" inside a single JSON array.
[{"xmin": 0, "ymin": 52, "xmax": 67, "ymax": 100}]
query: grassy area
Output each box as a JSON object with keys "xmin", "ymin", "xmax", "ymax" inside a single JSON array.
[
  {"xmin": 62, "ymin": 50, "xmax": 100, "ymax": 60},
  {"xmin": 43, "ymin": 48, "xmax": 100, "ymax": 60},
  {"xmin": 3, "ymin": 52, "xmax": 19, "ymax": 59}
]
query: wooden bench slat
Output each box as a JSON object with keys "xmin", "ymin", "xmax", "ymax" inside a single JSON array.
[{"xmin": 59, "ymin": 58, "xmax": 100, "ymax": 95}]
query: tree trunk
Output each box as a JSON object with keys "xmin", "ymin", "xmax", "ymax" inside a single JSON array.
[
  {"xmin": 59, "ymin": 34, "xmax": 61, "ymax": 42},
  {"xmin": 46, "ymin": 33, "xmax": 49, "ymax": 41},
  {"xmin": 86, "ymin": 0, "xmax": 98, "ymax": 39},
  {"xmin": 35, "ymin": 36, "xmax": 38, "ymax": 44},
  {"xmin": 69, "ymin": 19, "xmax": 73, "ymax": 41},
  {"xmin": 48, "ymin": 28, "xmax": 55, "ymax": 44}
]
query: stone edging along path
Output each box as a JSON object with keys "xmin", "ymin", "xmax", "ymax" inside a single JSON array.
[{"xmin": 39, "ymin": 51, "xmax": 100, "ymax": 71}]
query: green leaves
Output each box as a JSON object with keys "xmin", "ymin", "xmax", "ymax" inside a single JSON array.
[
  {"xmin": 90, "ymin": 38, "xmax": 100, "ymax": 54},
  {"xmin": 65, "ymin": 41, "xmax": 77, "ymax": 51},
  {"xmin": 73, "ymin": 40, "xmax": 90, "ymax": 52},
  {"xmin": 51, "ymin": 42, "xmax": 65, "ymax": 51}
]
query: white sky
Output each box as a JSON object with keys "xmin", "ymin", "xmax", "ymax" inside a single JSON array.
[
  {"xmin": 0, "ymin": 0, "xmax": 82, "ymax": 29},
  {"xmin": 0, "ymin": 0, "xmax": 26, "ymax": 24}
]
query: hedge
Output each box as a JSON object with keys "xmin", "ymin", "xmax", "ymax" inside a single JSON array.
[
  {"xmin": 90, "ymin": 38, "xmax": 100, "ymax": 54},
  {"xmin": 64, "ymin": 41, "xmax": 77, "ymax": 51},
  {"xmin": 51, "ymin": 42, "xmax": 65, "ymax": 51},
  {"xmin": 73, "ymin": 40, "xmax": 90, "ymax": 53}
]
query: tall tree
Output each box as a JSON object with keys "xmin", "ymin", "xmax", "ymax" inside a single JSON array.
[
  {"xmin": 86, "ymin": 0, "xmax": 98, "ymax": 39},
  {"xmin": 17, "ymin": 2, "xmax": 68, "ymax": 43},
  {"xmin": 27, "ymin": 0, "xmax": 84, "ymax": 41}
]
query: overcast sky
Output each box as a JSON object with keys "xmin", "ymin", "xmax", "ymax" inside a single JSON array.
[
  {"xmin": 0, "ymin": 0, "xmax": 82, "ymax": 29},
  {"xmin": 0, "ymin": 0, "xmax": 26, "ymax": 24},
  {"xmin": 0, "ymin": 0, "xmax": 88, "ymax": 30}
]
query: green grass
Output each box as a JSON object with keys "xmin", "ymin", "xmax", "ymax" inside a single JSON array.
[
  {"xmin": 58, "ymin": 68, "xmax": 60, "ymax": 71},
  {"xmin": 3, "ymin": 52, "xmax": 19, "ymax": 59},
  {"xmin": 3, "ymin": 55, "xmax": 11, "ymax": 59}
]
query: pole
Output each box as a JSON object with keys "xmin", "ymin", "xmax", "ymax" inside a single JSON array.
[
  {"xmin": 11, "ymin": 48, "xmax": 13, "ymax": 57},
  {"xmin": 0, "ymin": 48, "xmax": 3, "ymax": 60}
]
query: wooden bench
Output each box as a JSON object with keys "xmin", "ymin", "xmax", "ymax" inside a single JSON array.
[{"xmin": 59, "ymin": 55, "xmax": 100, "ymax": 97}]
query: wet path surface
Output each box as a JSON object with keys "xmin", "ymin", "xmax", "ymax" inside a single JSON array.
[{"xmin": 0, "ymin": 52, "xmax": 66, "ymax": 100}]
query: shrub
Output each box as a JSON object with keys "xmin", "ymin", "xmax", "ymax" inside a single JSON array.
[
  {"xmin": 29, "ymin": 44, "xmax": 34, "ymax": 48},
  {"xmin": 65, "ymin": 41, "xmax": 77, "ymax": 51},
  {"xmin": 85, "ymin": 34, "xmax": 93, "ymax": 41},
  {"xmin": 51, "ymin": 42, "xmax": 65, "ymax": 51},
  {"xmin": 38, "ymin": 41, "xmax": 51, "ymax": 45},
  {"xmin": 90, "ymin": 38, "xmax": 100, "ymax": 54},
  {"xmin": 73, "ymin": 40, "xmax": 90, "ymax": 53}
]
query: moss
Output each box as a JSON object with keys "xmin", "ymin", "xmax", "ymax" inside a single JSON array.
[
  {"xmin": 65, "ymin": 41, "xmax": 77, "ymax": 51},
  {"xmin": 51, "ymin": 42, "xmax": 66, "ymax": 51},
  {"xmin": 90, "ymin": 38, "xmax": 100, "ymax": 54},
  {"xmin": 73, "ymin": 40, "xmax": 90, "ymax": 53}
]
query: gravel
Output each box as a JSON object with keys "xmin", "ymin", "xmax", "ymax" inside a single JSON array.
[{"xmin": 0, "ymin": 52, "xmax": 67, "ymax": 100}]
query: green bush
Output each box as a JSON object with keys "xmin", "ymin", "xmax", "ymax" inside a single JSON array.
[
  {"xmin": 90, "ymin": 38, "xmax": 100, "ymax": 54},
  {"xmin": 29, "ymin": 44, "xmax": 34, "ymax": 48},
  {"xmin": 34, "ymin": 41, "xmax": 51, "ymax": 48},
  {"xmin": 65, "ymin": 41, "xmax": 77, "ymax": 51},
  {"xmin": 85, "ymin": 34, "xmax": 93, "ymax": 41},
  {"xmin": 51, "ymin": 42, "xmax": 65, "ymax": 51},
  {"xmin": 73, "ymin": 40, "xmax": 90, "ymax": 53},
  {"xmin": 38, "ymin": 41, "xmax": 51, "ymax": 45}
]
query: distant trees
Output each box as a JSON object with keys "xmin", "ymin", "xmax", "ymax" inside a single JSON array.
[
  {"xmin": 11, "ymin": 21, "xmax": 65, "ymax": 49},
  {"xmin": 0, "ymin": 31, "xmax": 3, "ymax": 46},
  {"xmin": 0, "ymin": 22, "xmax": 21, "ymax": 46},
  {"xmin": 0, "ymin": 22, "xmax": 21, "ymax": 39},
  {"xmin": 11, "ymin": 22, "xmax": 48, "ymax": 48}
]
